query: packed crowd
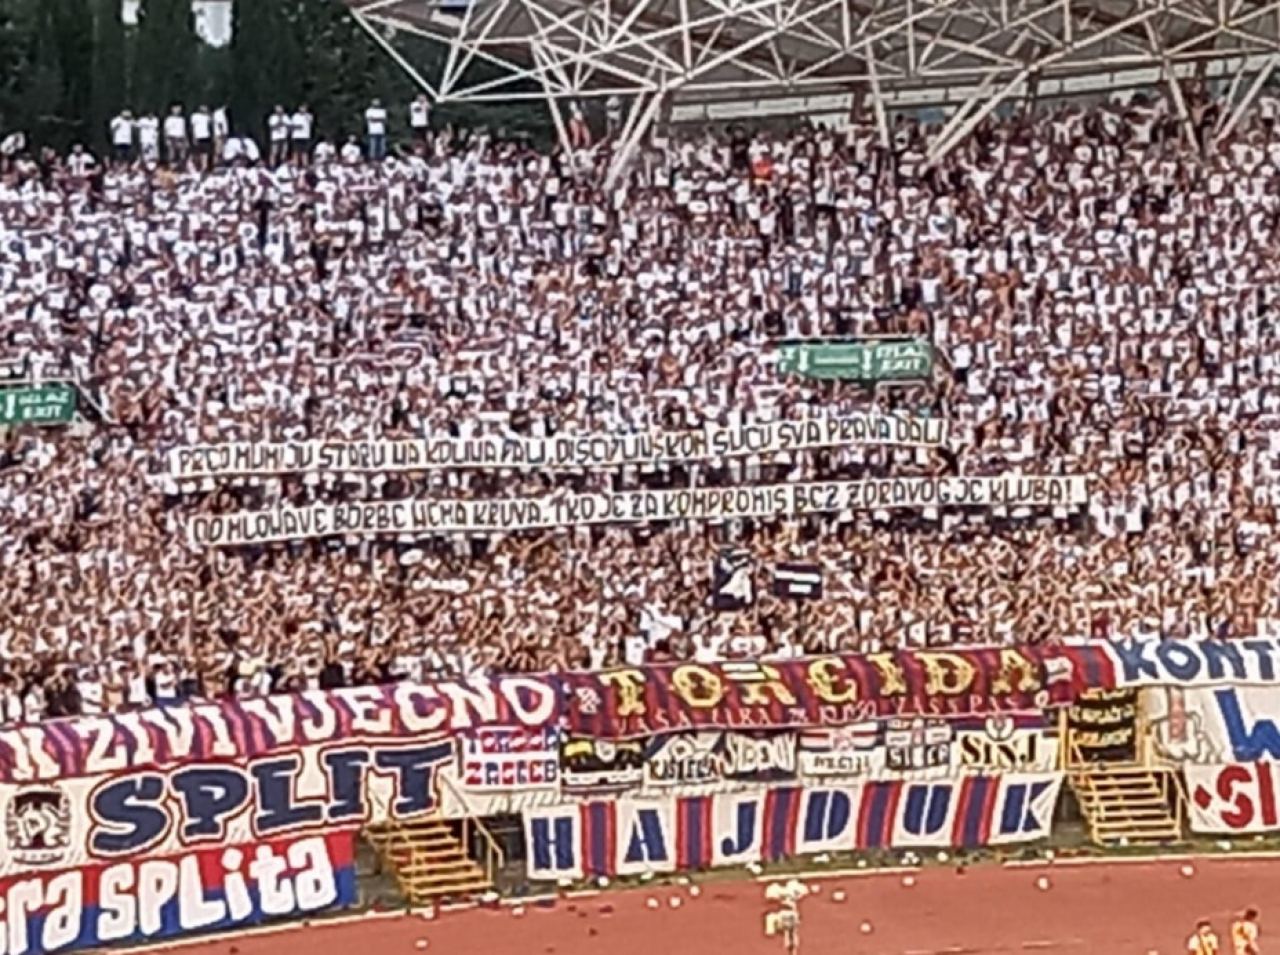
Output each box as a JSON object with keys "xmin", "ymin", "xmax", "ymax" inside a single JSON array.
[{"xmin": 0, "ymin": 87, "xmax": 1277, "ymax": 721}]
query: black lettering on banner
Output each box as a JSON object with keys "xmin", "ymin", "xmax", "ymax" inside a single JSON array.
[
  {"xmin": 186, "ymin": 473, "xmax": 1087, "ymax": 546},
  {"xmin": 1066, "ymin": 688, "xmax": 1137, "ymax": 762}
]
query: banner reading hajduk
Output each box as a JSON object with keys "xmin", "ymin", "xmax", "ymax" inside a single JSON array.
[
  {"xmin": 187, "ymin": 474, "xmax": 1088, "ymax": 546},
  {"xmin": 166, "ymin": 414, "xmax": 947, "ymax": 479}
]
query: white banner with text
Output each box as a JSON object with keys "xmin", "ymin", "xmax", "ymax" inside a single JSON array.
[
  {"xmin": 167, "ymin": 415, "xmax": 947, "ymax": 479},
  {"xmin": 188, "ymin": 474, "xmax": 1087, "ymax": 546}
]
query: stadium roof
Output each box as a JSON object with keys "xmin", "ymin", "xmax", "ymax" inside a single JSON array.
[{"xmin": 346, "ymin": 0, "xmax": 1280, "ymax": 161}]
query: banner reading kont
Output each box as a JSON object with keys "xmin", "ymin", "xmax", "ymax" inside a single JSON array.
[
  {"xmin": 187, "ymin": 474, "xmax": 1089, "ymax": 546},
  {"xmin": 167, "ymin": 415, "xmax": 946, "ymax": 479}
]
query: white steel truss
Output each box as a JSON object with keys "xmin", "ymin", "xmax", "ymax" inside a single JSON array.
[{"xmin": 346, "ymin": 0, "xmax": 1280, "ymax": 162}]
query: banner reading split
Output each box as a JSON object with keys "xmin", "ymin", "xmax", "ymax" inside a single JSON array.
[
  {"xmin": 188, "ymin": 474, "xmax": 1088, "ymax": 546},
  {"xmin": 167, "ymin": 414, "xmax": 947, "ymax": 479}
]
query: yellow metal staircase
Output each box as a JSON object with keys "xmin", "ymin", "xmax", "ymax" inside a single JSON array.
[
  {"xmin": 1068, "ymin": 764, "xmax": 1184, "ymax": 847},
  {"xmin": 365, "ymin": 816, "xmax": 503, "ymax": 904}
]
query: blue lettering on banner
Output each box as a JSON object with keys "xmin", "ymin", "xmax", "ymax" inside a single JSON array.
[
  {"xmin": 901, "ymin": 784, "xmax": 951, "ymax": 838},
  {"xmin": 997, "ymin": 780, "xmax": 1053, "ymax": 837},
  {"xmin": 529, "ymin": 815, "xmax": 577, "ymax": 875},
  {"xmin": 719, "ymin": 801, "xmax": 759, "ymax": 859},
  {"xmin": 801, "ymin": 790, "xmax": 852, "ymax": 844},
  {"xmin": 521, "ymin": 774, "xmax": 1064, "ymax": 881},
  {"xmin": 623, "ymin": 809, "xmax": 669, "ymax": 866},
  {"xmin": 1111, "ymin": 639, "xmax": 1280, "ymax": 686},
  {"xmin": 1214, "ymin": 689, "xmax": 1280, "ymax": 762},
  {"xmin": 88, "ymin": 743, "xmax": 453, "ymax": 857}
]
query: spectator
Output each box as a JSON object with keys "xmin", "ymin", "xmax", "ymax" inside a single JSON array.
[
  {"xmin": 109, "ymin": 110, "xmax": 134, "ymax": 165},
  {"xmin": 290, "ymin": 105, "xmax": 314, "ymax": 165},
  {"xmin": 163, "ymin": 105, "xmax": 188, "ymax": 165},
  {"xmin": 268, "ymin": 106, "xmax": 290, "ymax": 166},
  {"xmin": 365, "ymin": 98, "xmax": 388, "ymax": 159},
  {"xmin": 2, "ymin": 92, "xmax": 1280, "ymax": 722},
  {"xmin": 191, "ymin": 105, "xmax": 214, "ymax": 170},
  {"xmin": 410, "ymin": 94, "xmax": 432, "ymax": 142},
  {"xmin": 137, "ymin": 112, "xmax": 160, "ymax": 162}
]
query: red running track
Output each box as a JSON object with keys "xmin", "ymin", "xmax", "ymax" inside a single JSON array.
[{"xmin": 165, "ymin": 858, "xmax": 1274, "ymax": 955}]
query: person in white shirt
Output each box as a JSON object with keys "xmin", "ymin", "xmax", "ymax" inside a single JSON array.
[
  {"xmin": 212, "ymin": 105, "xmax": 229, "ymax": 152},
  {"xmin": 109, "ymin": 110, "xmax": 134, "ymax": 165},
  {"xmin": 409, "ymin": 94, "xmax": 432, "ymax": 141},
  {"xmin": 365, "ymin": 98, "xmax": 388, "ymax": 160},
  {"xmin": 340, "ymin": 135, "xmax": 363, "ymax": 165},
  {"xmin": 137, "ymin": 114, "xmax": 160, "ymax": 162},
  {"xmin": 162, "ymin": 105, "xmax": 187, "ymax": 164},
  {"xmin": 289, "ymin": 105, "xmax": 313, "ymax": 165},
  {"xmin": 267, "ymin": 105, "xmax": 289, "ymax": 166},
  {"xmin": 190, "ymin": 105, "xmax": 213, "ymax": 169},
  {"xmin": 223, "ymin": 135, "xmax": 261, "ymax": 164},
  {"xmin": 66, "ymin": 144, "xmax": 96, "ymax": 177}
]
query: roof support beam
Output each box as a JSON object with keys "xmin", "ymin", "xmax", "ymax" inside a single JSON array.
[
  {"xmin": 351, "ymin": 9, "xmax": 440, "ymax": 98},
  {"xmin": 606, "ymin": 86, "xmax": 668, "ymax": 189},
  {"xmin": 1216, "ymin": 53, "xmax": 1280, "ymax": 143},
  {"xmin": 1143, "ymin": 18, "xmax": 1198, "ymax": 149}
]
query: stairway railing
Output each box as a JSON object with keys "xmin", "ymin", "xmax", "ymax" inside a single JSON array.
[{"xmin": 437, "ymin": 772, "xmax": 506, "ymax": 886}]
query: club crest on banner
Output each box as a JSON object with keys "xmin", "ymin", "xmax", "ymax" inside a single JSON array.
[{"xmin": 5, "ymin": 787, "xmax": 71, "ymax": 867}]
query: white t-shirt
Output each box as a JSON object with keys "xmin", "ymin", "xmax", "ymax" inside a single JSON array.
[
  {"xmin": 67, "ymin": 152, "xmax": 96, "ymax": 176},
  {"xmin": 269, "ymin": 113, "xmax": 289, "ymax": 142},
  {"xmin": 110, "ymin": 115, "xmax": 133, "ymax": 146},
  {"xmin": 290, "ymin": 111, "xmax": 313, "ymax": 140},
  {"xmin": 163, "ymin": 114, "xmax": 186, "ymax": 140},
  {"xmin": 410, "ymin": 100, "xmax": 431, "ymax": 129},
  {"xmin": 190, "ymin": 111, "xmax": 212, "ymax": 140},
  {"xmin": 365, "ymin": 107, "xmax": 388, "ymax": 136},
  {"xmin": 138, "ymin": 117, "xmax": 160, "ymax": 147}
]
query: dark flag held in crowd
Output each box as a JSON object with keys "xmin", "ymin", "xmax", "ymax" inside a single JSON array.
[
  {"xmin": 772, "ymin": 562, "xmax": 824, "ymax": 600},
  {"xmin": 559, "ymin": 645, "xmax": 1116, "ymax": 739},
  {"xmin": 711, "ymin": 548, "xmax": 755, "ymax": 611}
]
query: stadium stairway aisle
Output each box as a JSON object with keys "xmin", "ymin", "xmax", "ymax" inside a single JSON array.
[
  {"xmin": 365, "ymin": 817, "xmax": 500, "ymax": 903},
  {"xmin": 1068, "ymin": 764, "xmax": 1185, "ymax": 847}
]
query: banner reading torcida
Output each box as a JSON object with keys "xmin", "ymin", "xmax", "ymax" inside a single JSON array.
[{"xmin": 560, "ymin": 646, "xmax": 1111, "ymax": 739}]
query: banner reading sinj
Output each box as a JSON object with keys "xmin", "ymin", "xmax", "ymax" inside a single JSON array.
[
  {"xmin": 166, "ymin": 414, "xmax": 946, "ymax": 479},
  {"xmin": 188, "ymin": 474, "xmax": 1088, "ymax": 547}
]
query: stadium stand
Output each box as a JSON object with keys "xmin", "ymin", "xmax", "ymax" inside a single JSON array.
[{"xmin": 2, "ymin": 82, "xmax": 1279, "ymax": 720}]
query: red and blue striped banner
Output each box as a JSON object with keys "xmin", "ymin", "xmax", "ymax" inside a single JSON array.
[{"xmin": 522, "ymin": 772, "xmax": 1063, "ymax": 879}]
